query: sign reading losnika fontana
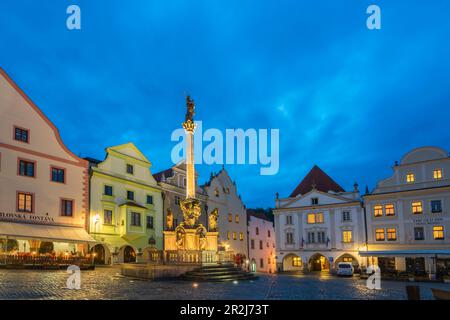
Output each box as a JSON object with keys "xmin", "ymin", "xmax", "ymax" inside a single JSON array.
[{"xmin": 0, "ymin": 212, "xmax": 56, "ymax": 224}]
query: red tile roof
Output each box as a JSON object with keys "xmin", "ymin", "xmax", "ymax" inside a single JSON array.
[{"xmin": 290, "ymin": 165, "xmax": 345, "ymax": 197}]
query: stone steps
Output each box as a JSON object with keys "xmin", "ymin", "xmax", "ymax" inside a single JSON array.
[{"xmin": 180, "ymin": 264, "xmax": 257, "ymax": 282}]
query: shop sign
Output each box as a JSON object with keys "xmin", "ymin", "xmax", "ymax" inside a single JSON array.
[{"xmin": 0, "ymin": 212, "xmax": 55, "ymax": 224}]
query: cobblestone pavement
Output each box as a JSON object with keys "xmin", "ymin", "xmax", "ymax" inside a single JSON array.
[{"xmin": 0, "ymin": 266, "xmax": 449, "ymax": 300}]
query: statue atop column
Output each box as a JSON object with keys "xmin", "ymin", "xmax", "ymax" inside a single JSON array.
[{"xmin": 185, "ymin": 95, "xmax": 195, "ymax": 122}]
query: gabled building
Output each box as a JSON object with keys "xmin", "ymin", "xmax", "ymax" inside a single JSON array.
[
  {"xmin": 274, "ymin": 165, "xmax": 365, "ymax": 272},
  {"xmin": 87, "ymin": 143, "xmax": 163, "ymax": 264},
  {"xmin": 202, "ymin": 167, "xmax": 248, "ymax": 259},
  {"xmin": 362, "ymin": 147, "xmax": 450, "ymax": 277},
  {"xmin": 153, "ymin": 161, "xmax": 208, "ymax": 232},
  {"xmin": 0, "ymin": 68, "xmax": 95, "ymax": 257},
  {"xmin": 247, "ymin": 210, "xmax": 276, "ymax": 273}
]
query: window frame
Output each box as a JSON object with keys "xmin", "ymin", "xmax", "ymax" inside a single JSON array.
[
  {"xmin": 50, "ymin": 166, "xmax": 66, "ymax": 184},
  {"xmin": 411, "ymin": 201, "xmax": 423, "ymax": 215},
  {"xmin": 60, "ymin": 198, "xmax": 74, "ymax": 217},
  {"xmin": 104, "ymin": 185, "xmax": 113, "ymax": 197},
  {"xmin": 342, "ymin": 230, "xmax": 353, "ymax": 243},
  {"xmin": 17, "ymin": 158, "xmax": 36, "ymax": 178},
  {"xmin": 385, "ymin": 204, "xmax": 395, "ymax": 216},
  {"xmin": 126, "ymin": 190, "xmax": 135, "ymax": 201},
  {"xmin": 387, "ymin": 228, "xmax": 397, "ymax": 241},
  {"xmin": 431, "ymin": 200, "xmax": 442, "ymax": 213},
  {"xmin": 375, "ymin": 228, "xmax": 385, "ymax": 241},
  {"xmin": 433, "ymin": 169, "xmax": 443, "ymax": 180},
  {"xmin": 131, "ymin": 212, "xmax": 141, "ymax": 227},
  {"xmin": 406, "ymin": 173, "xmax": 415, "ymax": 183},
  {"xmin": 414, "ymin": 227, "xmax": 425, "ymax": 241},
  {"xmin": 433, "ymin": 226, "xmax": 445, "ymax": 240},
  {"xmin": 13, "ymin": 126, "xmax": 30, "ymax": 144},
  {"xmin": 104, "ymin": 209, "xmax": 113, "ymax": 225},
  {"xmin": 373, "ymin": 205, "xmax": 383, "ymax": 217},
  {"xmin": 17, "ymin": 191, "xmax": 34, "ymax": 213}
]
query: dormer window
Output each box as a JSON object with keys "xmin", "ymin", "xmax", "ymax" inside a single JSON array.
[
  {"xmin": 14, "ymin": 127, "xmax": 29, "ymax": 143},
  {"xmin": 311, "ymin": 197, "xmax": 319, "ymax": 205},
  {"xmin": 406, "ymin": 173, "xmax": 415, "ymax": 183},
  {"xmin": 126, "ymin": 164, "xmax": 134, "ymax": 175},
  {"xmin": 214, "ymin": 188, "xmax": 219, "ymax": 197},
  {"xmin": 433, "ymin": 169, "xmax": 443, "ymax": 180}
]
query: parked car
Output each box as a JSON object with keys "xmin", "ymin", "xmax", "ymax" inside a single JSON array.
[{"xmin": 336, "ymin": 262, "xmax": 354, "ymax": 276}]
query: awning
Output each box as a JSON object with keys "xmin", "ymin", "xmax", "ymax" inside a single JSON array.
[
  {"xmin": 0, "ymin": 221, "xmax": 97, "ymax": 244},
  {"xmin": 359, "ymin": 250, "xmax": 450, "ymax": 257}
]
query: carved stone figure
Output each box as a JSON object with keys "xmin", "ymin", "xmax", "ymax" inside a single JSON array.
[
  {"xmin": 197, "ymin": 226, "xmax": 207, "ymax": 250},
  {"xmin": 185, "ymin": 95, "xmax": 195, "ymax": 121},
  {"xmin": 208, "ymin": 208, "xmax": 219, "ymax": 231},
  {"xmin": 180, "ymin": 198, "xmax": 201, "ymax": 228},
  {"xmin": 176, "ymin": 227, "xmax": 185, "ymax": 249},
  {"xmin": 166, "ymin": 208, "xmax": 174, "ymax": 230}
]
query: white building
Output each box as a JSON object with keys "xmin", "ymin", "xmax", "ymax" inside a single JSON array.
[
  {"xmin": 0, "ymin": 68, "xmax": 95, "ymax": 258},
  {"xmin": 247, "ymin": 210, "xmax": 276, "ymax": 273},
  {"xmin": 202, "ymin": 168, "xmax": 248, "ymax": 259},
  {"xmin": 362, "ymin": 147, "xmax": 450, "ymax": 278},
  {"xmin": 274, "ymin": 166, "xmax": 365, "ymax": 272}
]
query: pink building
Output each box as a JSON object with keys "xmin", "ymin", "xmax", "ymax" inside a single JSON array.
[{"xmin": 247, "ymin": 210, "xmax": 276, "ymax": 273}]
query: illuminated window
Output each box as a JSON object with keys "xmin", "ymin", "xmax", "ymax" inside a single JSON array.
[
  {"xmin": 307, "ymin": 213, "xmax": 315, "ymax": 224},
  {"xmin": 17, "ymin": 192, "xmax": 33, "ymax": 213},
  {"xmin": 374, "ymin": 205, "xmax": 383, "ymax": 217},
  {"xmin": 433, "ymin": 226, "xmax": 444, "ymax": 240},
  {"xmin": 233, "ymin": 232, "xmax": 237, "ymax": 240},
  {"xmin": 433, "ymin": 169, "xmax": 443, "ymax": 180},
  {"xmin": 239, "ymin": 232, "xmax": 244, "ymax": 241},
  {"xmin": 412, "ymin": 201, "xmax": 423, "ymax": 214},
  {"xmin": 316, "ymin": 213, "xmax": 324, "ymax": 223},
  {"xmin": 235, "ymin": 214, "xmax": 239, "ymax": 223},
  {"xmin": 227, "ymin": 231, "xmax": 230, "ymax": 240},
  {"xmin": 228, "ymin": 213, "xmax": 232, "ymax": 222},
  {"xmin": 385, "ymin": 204, "xmax": 395, "ymax": 216},
  {"xmin": 406, "ymin": 173, "xmax": 415, "ymax": 183},
  {"xmin": 375, "ymin": 228, "xmax": 385, "ymax": 241},
  {"xmin": 387, "ymin": 228, "xmax": 397, "ymax": 241},
  {"xmin": 342, "ymin": 231, "xmax": 352, "ymax": 243},
  {"xmin": 343, "ymin": 257, "xmax": 353, "ymax": 262},
  {"xmin": 292, "ymin": 257, "xmax": 302, "ymax": 267}
]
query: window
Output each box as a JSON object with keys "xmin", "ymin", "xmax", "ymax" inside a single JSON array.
[
  {"xmin": 342, "ymin": 231, "xmax": 352, "ymax": 243},
  {"xmin": 228, "ymin": 213, "xmax": 232, "ymax": 222},
  {"xmin": 131, "ymin": 212, "xmax": 141, "ymax": 226},
  {"xmin": 342, "ymin": 211, "xmax": 351, "ymax": 222},
  {"xmin": 414, "ymin": 227, "xmax": 424, "ymax": 241},
  {"xmin": 14, "ymin": 127, "xmax": 29, "ymax": 143},
  {"xmin": 126, "ymin": 164, "xmax": 134, "ymax": 174},
  {"xmin": 182, "ymin": 178, "xmax": 186, "ymax": 187},
  {"xmin": 260, "ymin": 258, "xmax": 264, "ymax": 268},
  {"xmin": 227, "ymin": 231, "xmax": 230, "ymax": 240},
  {"xmin": 235, "ymin": 214, "xmax": 239, "ymax": 223},
  {"xmin": 316, "ymin": 213, "xmax": 324, "ymax": 224},
  {"xmin": 307, "ymin": 213, "xmax": 315, "ymax": 224},
  {"xmin": 250, "ymin": 239, "xmax": 255, "ymax": 249},
  {"xmin": 104, "ymin": 185, "xmax": 113, "ymax": 196},
  {"xmin": 433, "ymin": 226, "xmax": 444, "ymax": 240},
  {"xmin": 293, "ymin": 257, "xmax": 301, "ymax": 267},
  {"xmin": 127, "ymin": 191, "xmax": 135, "ymax": 201},
  {"xmin": 268, "ymin": 230, "xmax": 271, "ymax": 237},
  {"xmin": 307, "ymin": 232, "xmax": 315, "ymax": 243},
  {"xmin": 259, "ymin": 240, "xmax": 263, "ymax": 249},
  {"xmin": 51, "ymin": 167, "xmax": 65, "ymax": 183},
  {"xmin": 214, "ymin": 188, "xmax": 219, "ymax": 197},
  {"xmin": 18, "ymin": 159, "xmax": 35, "ymax": 177},
  {"xmin": 374, "ymin": 205, "xmax": 383, "ymax": 217},
  {"xmin": 239, "ymin": 232, "xmax": 244, "ymax": 241},
  {"xmin": 146, "ymin": 195, "xmax": 153, "ymax": 205},
  {"xmin": 431, "ymin": 200, "xmax": 442, "ymax": 213},
  {"xmin": 412, "ymin": 201, "xmax": 423, "ymax": 214},
  {"xmin": 317, "ymin": 231, "xmax": 326, "ymax": 243},
  {"xmin": 61, "ymin": 199, "xmax": 73, "ymax": 217},
  {"xmin": 256, "ymin": 227, "xmax": 259, "ymax": 235},
  {"xmin": 17, "ymin": 192, "xmax": 33, "ymax": 213},
  {"xmin": 174, "ymin": 196, "xmax": 181, "ymax": 205},
  {"xmin": 385, "ymin": 204, "xmax": 395, "ymax": 216},
  {"xmin": 104, "ymin": 210, "xmax": 113, "ymax": 225},
  {"xmin": 375, "ymin": 228, "xmax": 385, "ymax": 241},
  {"xmin": 406, "ymin": 173, "xmax": 415, "ymax": 183},
  {"xmin": 387, "ymin": 228, "xmax": 397, "ymax": 241},
  {"xmin": 146, "ymin": 216, "xmax": 154, "ymax": 229},
  {"xmin": 311, "ymin": 197, "xmax": 319, "ymax": 205},
  {"xmin": 433, "ymin": 169, "xmax": 443, "ymax": 180},
  {"xmin": 233, "ymin": 232, "xmax": 237, "ymax": 240},
  {"xmin": 286, "ymin": 232, "xmax": 294, "ymax": 244},
  {"xmin": 286, "ymin": 215, "xmax": 293, "ymax": 225}
]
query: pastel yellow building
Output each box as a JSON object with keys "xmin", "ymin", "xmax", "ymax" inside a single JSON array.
[{"xmin": 87, "ymin": 143, "xmax": 163, "ymax": 264}]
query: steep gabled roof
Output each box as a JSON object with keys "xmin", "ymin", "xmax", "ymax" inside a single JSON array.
[
  {"xmin": 153, "ymin": 168, "xmax": 174, "ymax": 182},
  {"xmin": 290, "ymin": 165, "xmax": 344, "ymax": 197}
]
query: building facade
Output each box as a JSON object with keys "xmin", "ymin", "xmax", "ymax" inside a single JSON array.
[
  {"xmin": 247, "ymin": 211, "xmax": 276, "ymax": 273},
  {"xmin": 274, "ymin": 166, "xmax": 365, "ymax": 272},
  {"xmin": 202, "ymin": 168, "xmax": 248, "ymax": 259},
  {"xmin": 362, "ymin": 147, "xmax": 450, "ymax": 277},
  {"xmin": 87, "ymin": 143, "xmax": 163, "ymax": 264},
  {"xmin": 0, "ymin": 68, "xmax": 95, "ymax": 257},
  {"xmin": 153, "ymin": 161, "xmax": 208, "ymax": 232}
]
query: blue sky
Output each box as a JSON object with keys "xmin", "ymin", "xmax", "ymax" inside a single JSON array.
[{"xmin": 1, "ymin": 1, "xmax": 450, "ymax": 207}]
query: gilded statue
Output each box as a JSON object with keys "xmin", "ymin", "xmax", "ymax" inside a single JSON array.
[
  {"xmin": 208, "ymin": 208, "xmax": 219, "ymax": 231},
  {"xmin": 180, "ymin": 198, "xmax": 201, "ymax": 228},
  {"xmin": 166, "ymin": 208, "xmax": 174, "ymax": 230}
]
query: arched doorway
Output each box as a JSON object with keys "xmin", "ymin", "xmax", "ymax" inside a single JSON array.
[
  {"xmin": 335, "ymin": 253, "xmax": 359, "ymax": 268},
  {"xmin": 250, "ymin": 259, "xmax": 257, "ymax": 273},
  {"xmin": 121, "ymin": 246, "xmax": 136, "ymax": 263},
  {"xmin": 282, "ymin": 254, "xmax": 303, "ymax": 271},
  {"xmin": 91, "ymin": 244, "xmax": 106, "ymax": 264},
  {"xmin": 309, "ymin": 253, "xmax": 330, "ymax": 271}
]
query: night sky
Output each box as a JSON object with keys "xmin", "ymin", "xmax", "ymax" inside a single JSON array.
[{"xmin": 1, "ymin": 1, "xmax": 449, "ymax": 208}]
